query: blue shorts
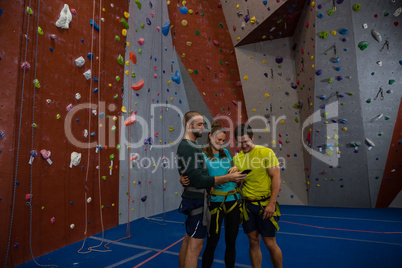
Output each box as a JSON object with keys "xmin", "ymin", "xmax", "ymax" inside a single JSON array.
[
  {"xmin": 242, "ymin": 202, "xmax": 277, "ymax": 237},
  {"xmin": 181, "ymin": 198, "xmax": 207, "ymax": 239}
]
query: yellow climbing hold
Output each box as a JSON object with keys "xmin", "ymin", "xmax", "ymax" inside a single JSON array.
[
  {"xmin": 109, "ymin": 84, "xmax": 112, "ymax": 87},
  {"xmin": 237, "ymin": 37, "xmax": 240, "ymax": 41},
  {"xmin": 311, "ymin": 1, "xmax": 315, "ymax": 7},
  {"xmin": 342, "ymin": 127, "xmax": 347, "ymax": 131},
  {"xmin": 188, "ymin": 69, "xmax": 193, "ymax": 74},
  {"xmin": 167, "ymin": 1, "xmax": 170, "ymax": 5},
  {"xmin": 264, "ymin": 127, "xmax": 268, "ymax": 131},
  {"xmin": 280, "ymin": 120, "xmax": 285, "ymax": 124},
  {"xmin": 202, "ymin": 92, "xmax": 206, "ymax": 95},
  {"xmin": 310, "ymin": 56, "xmax": 314, "ymax": 60},
  {"xmin": 327, "ymin": 150, "xmax": 333, "ymax": 156},
  {"xmin": 125, "ymin": 70, "xmax": 129, "ymax": 75},
  {"xmin": 122, "ymin": 29, "xmax": 127, "ymax": 36},
  {"xmin": 181, "ymin": 20, "xmax": 188, "ymax": 26},
  {"xmin": 135, "ymin": 102, "xmax": 138, "ymax": 105},
  {"xmin": 160, "ymin": 116, "xmax": 162, "ymax": 119},
  {"xmin": 126, "ymin": 61, "xmax": 129, "ymax": 66},
  {"xmin": 331, "ymin": 30, "xmax": 336, "ymax": 35},
  {"xmin": 265, "ymin": 93, "xmax": 270, "ymax": 98},
  {"xmin": 170, "ymin": 97, "xmax": 174, "ymax": 101},
  {"xmin": 169, "ymin": 126, "xmax": 174, "ymax": 132},
  {"xmin": 102, "ymin": 8, "xmax": 106, "ymax": 12},
  {"xmin": 250, "ymin": 16, "xmax": 256, "ymax": 24},
  {"xmin": 181, "ymin": 53, "xmax": 186, "ymax": 58},
  {"xmin": 186, "ymin": 41, "xmax": 192, "ymax": 46},
  {"xmin": 167, "ymin": 80, "xmax": 171, "ymax": 85},
  {"xmin": 312, "ymin": 64, "xmax": 315, "ymax": 68},
  {"xmin": 249, "ymin": 56, "xmax": 253, "ymax": 59},
  {"xmin": 121, "ymin": 106, "xmax": 127, "ymax": 113},
  {"xmin": 272, "ymin": 140, "xmax": 276, "ymax": 145},
  {"xmin": 244, "ymin": 75, "xmax": 248, "ymax": 80},
  {"xmin": 263, "ymin": 60, "xmax": 267, "ymax": 64},
  {"xmin": 307, "ymin": 181, "xmax": 310, "ymax": 185},
  {"xmin": 236, "ymin": 4, "xmax": 239, "ymax": 9},
  {"xmin": 252, "ymin": 109, "xmax": 256, "ymax": 112},
  {"xmin": 188, "ymin": 9, "xmax": 193, "ymax": 14},
  {"xmin": 182, "ymin": 1, "xmax": 186, "ymax": 6},
  {"xmin": 124, "ymin": 12, "xmax": 130, "ymax": 18},
  {"xmin": 127, "ymin": 42, "xmax": 130, "ymax": 47},
  {"xmin": 262, "ymin": 35, "xmax": 267, "ymax": 39}
]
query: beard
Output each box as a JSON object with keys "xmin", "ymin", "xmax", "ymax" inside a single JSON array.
[{"xmin": 193, "ymin": 129, "xmax": 203, "ymax": 138}]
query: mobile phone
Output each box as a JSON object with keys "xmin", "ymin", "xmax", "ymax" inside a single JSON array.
[{"xmin": 241, "ymin": 169, "xmax": 252, "ymax": 175}]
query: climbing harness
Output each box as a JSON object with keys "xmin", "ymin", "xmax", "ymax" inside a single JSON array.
[{"xmin": 241, "ymin": 195, "xmax": 281, "ymax": 231}]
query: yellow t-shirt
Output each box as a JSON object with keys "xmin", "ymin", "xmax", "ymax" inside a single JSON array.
[{"xmin": 233, "ymin": 145, "xmax": 279, "ymax": 199}]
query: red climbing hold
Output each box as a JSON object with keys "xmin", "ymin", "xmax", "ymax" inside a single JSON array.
[
  {"xmin": 125, "ymin": 112, "xmax": 136, "ymax": 126},
  {"xmin": 131, "ymin": 79, "xmax": 144, "ymax": 91},
  {"xmin": 129, "ymin": 52, "xmax": 137, "ymax": 64}
]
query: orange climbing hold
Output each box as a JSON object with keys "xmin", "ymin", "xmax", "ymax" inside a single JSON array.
[
  {"xmin": 129, "ymin": 52, "xmax": 137, "ymax": 64},
  {"xmin": 131, "ymin": 79, "xmax": 144, "ymax": 91},
  {"xmin": 125, "ymin": 112, "xmax": 136, "ymax": 126}
]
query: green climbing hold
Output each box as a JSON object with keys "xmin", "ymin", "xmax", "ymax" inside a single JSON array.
[
  {"xmin": 219, "ymin": 61, "xmax": 223, "ymax": 65},
  {"xmin": 328, "ymin": 10, "xmax": 334, "ymax": 16},
  {"xmin": 358, "ymin": 41, "xmax": 369, "ymax": 51},
  {"xmin": 328, "ymin": 78, "xmax": 333, "ymax": 83},
  {"xmin": 319, "ymin": 31, "xmax": 328, "ymax": 39},
  {"xmin": 115, "ymin": 35, "xmax": 120, "ymax": 42},
  {"xmin": 38, "ymin": 27, "xmax": 44, "ymax": 35},
  {"xmin": 135, "ymin": 0, "xmax": 142, "ymax": 9},
  {"xmin": 116, "ymin": 144, "xmax": 121, "ymax": 150},
  {"xmin": 347, "ymin": 92, "xmax": 354, "ymax": 96},
  {"xmin": 371, "ymin": 72, "xmax": 375, "ymax": 76},
  {"xmin": 195, "ymin": 30, "xmax": 200, "ymax": 35},
  {"xmin": 116, "ymin": 76, "xmax": 120, "ymax": 81},
  {"xmin": 194, "ymin": 70, "xmax": 198, "ymax": 74},
  {"xmin": 353, "ymin": 4, "xmax": 361, "ymax": 11},
  {"xmin": 121, "ymin": 18, "xmax": 129, "ymax": 29},
  {"xmin": 384, "ymin": 12, "xmax": 390, "ymax": 17},
  {"xmin": 27, "ymin": 7, "xmax": 33, "ymax": 15},
  {"xmin": 215, "ymin": 93, "xmax": 218, "ymax": 96},
  {"xmin": 277, "ymin": 19, "xmax": 283, "ymax": 24},
  {"xmin": 385, "ymin": 116, "xmax": 390, "ymax": 120},
  {"xmin": 33, "ymin": 79, "xmax": 40, "ymax": 88},
  {"xmin": 102, "ymin": 176, "xmax": 107, "ymax": 181},
  {"xmin": 294, "ymin": 117, "xmax": 299, "ymax": 123},
  {"xmin": 293, "ymin": 104, "xmax": 299, "ymax": 109},
  {"xmin": 222, "ymin": 107, "xmax": 225, "ymax": 111},
  {"xmin": 131, "ymin": 72, "xmax": 136, "ymax": 78},
  {"xmin": 141, "ymin": 23, "xmax": 145, "ymax": 29},
  {"xmin": 278, "ymin": 65, "xmax": 282, "ymax": 69},
  {"xmin": 218, "ymin": 23, "xmax": 223, "ymax": 28},
  {"xmin": 389, "ymin": 80, "xmax": 395, "ymax": 85},
  {"xmin": 219, "ymin": 48, "xmax": 222, "ymax": 52},
  {"xmin": 323, "ymin": 112, "xmax": 328, "ymax": 117},
  {"xmin": 117, "ymin": 54, "xmax": 124, "ymax": 66},
  {"xmin": 375, "ymin": 176, "xmax": 379, "ymax": 179},
  {"xmin": 201, "ymin": 13, "xmax": 204, "ymax": 16},
  {"xmin": 366, "ymin": 98, "xmax": 372, "ymax": 103},
  {"xmin": 138, "ymin": 48, "xmax": 142, "ymax": 54}
]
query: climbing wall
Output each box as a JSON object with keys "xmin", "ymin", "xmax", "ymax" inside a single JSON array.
[
  {"xmin": 118, "ymin": 0, "xmax": 191, "ymax": 222},
  {"xmin": 309, "ymin": 0, "xmax": 402, "ymax": 208},
  {"xmin": 0, "ymin": 0, "xmax": 128, "ymax": 266},
  {"xmin": 292, "ymin": 0, "xmax": 317, "ymax": 203},
  {"xmin": 220, "ymin": 0, "xmax": 307, "ymax": 46},
  {"xmin": 235, "ymin": 39, "xmax": 308, "ymax": 205},
  {"xmin": 167, "ymin": 0, "xmax": 249, "ymax": 150},
  {"xmin": 351, "ymin": 0, "xmax": 402, "ymax": 207}
]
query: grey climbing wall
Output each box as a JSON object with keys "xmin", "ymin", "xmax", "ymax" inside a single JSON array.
[
  {"xmin": 351, "ymin": 0, "xmax": 402, "ymax": 207},
  {"xmin": 235, "ymin": 38, "xmax": 308, "ymax": 206},
  {"xmin": 310, "ymin": 0, "xmax": 371, "ymax": 208},
  {"xmin": 119, "ymin": 0, "xmax": 189, "ymax": 222}
]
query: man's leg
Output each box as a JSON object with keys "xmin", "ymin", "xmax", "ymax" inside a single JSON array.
[
  {"xmin": 179, "ymin": 233, "xmax": 189, "ymax": 268},
  {"xmin": 247, "ymin": 230, "xmax": 262, "ymax": 267},
  {"xmin": 185, "ymin": 236, "xmax": 205, "ymax": 267},
  {"xmin": 262, "ymin": 236, "xmax": 282, "ymax": 268}
]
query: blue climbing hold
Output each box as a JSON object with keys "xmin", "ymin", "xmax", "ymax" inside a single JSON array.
[
  {"xmin": 339, "ymin": 28, "xmax": 348, "ymax": 35},
  {"xmin": 93, "ymin": 88, "xmax": 98, "ymax": 93},
  {"xmin": 263, "ymin": 0, "xmax": 267, "ymax": 5},
  {"xmin": 90, "ymin": 19, "xmax": 100, "ymax": 32},
  {"xmin": 76, "ymin": 119, "xmax": 80, "ymax": 122},
  {"xmin": 179, "ymin": 99, "xmax": 182, "ymax": 104},
  {"xmin": 0, "ymin": 132, "xmax": 5, "ymax": 139},
  {"xmin": 146, "ymin": 17, "xmax": 151, "ymax": 25},
  {"xmin": 172, "ymin": 70, "xmax": 181, "ymax": 84},
  {"xmin": 317, "ymin": 13, "xmax": 323, "ymax": 18},
  {"xmin": 316, "ymin": 69, "xmax": 322, "ymax": 76},
  {"xmin": 399, "ymin": 60, "xmax": 402, "ymax": 65},
  {"xmin": 87, "ymin": 53, "xmax": 94, "ymax": 60},
  {"xmin": 99, "ymin": 113, "xmax": 105, "ymax": 119},
  {"xmin": 81, "ymin": 39, "xmax": 85, "ymax": 43},
  {"xmin": 49, "ymin": 47, "xmax": 54, "ymax": 52},
  {"xmin": 320, "ymin": 95, "xmax": 326, "ymax": 100},
  {"xmin": 337, "ymin": 76, "xmax": 343, "ymax": 81},
  {"xmin": 0, "ymin": 9, "xmax": 3, "ymax": 16},
  {"xmin": 90, "ymin": 132, "xmax": 96, "ymax": 137},
  {"xmin": 342, "ymin": 38, "xmax": 347, "ymax": 42},
  {"xmin": 332, "ymin": 57, "xmax": 340, "ymax": 63},
  {"xmin": 94, "ymin": 77, "xmax": 98, "ymax": 82},
  {"xmin": 179, "ymin": 7, "xmax": 188, "ymax": 15},
  {"xmin": 162, "ymin": 20, "xmax": 170, "ymax": 36},
  {"xmin": 335, "ymin": 67, "xmax": 341, "ymax": 71}
]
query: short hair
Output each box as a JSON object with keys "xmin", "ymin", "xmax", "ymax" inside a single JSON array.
[
  {"xmin": 234, "ymin": 124, "xmax": 253, "ymax": 140},
  {"xmin": 183, "ymin": 111, "xmax": 202, "ymax": 127}
]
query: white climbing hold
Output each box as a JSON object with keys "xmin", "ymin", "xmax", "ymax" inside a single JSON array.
[
  {"xmin": 377, "ymin": 61, "xmax": 382, "ymax": 66},
  {"xmin": 371, "ymin": 29, "xmax": 382, "ymax": 42},
  {"xmin": 83, "ymin": 129, "xmax": 88, "ymax": 138},
  {"xmin": 69, "ymin": 152, "xmax": 82, "ymax": 168},
  {"xmin": 370, "ymin": 114, "xmax": 383, "ymax": 123},
  {"xmin": 75, "ymin": 93, "xmax": 81, "ymax": 100},
  {"xmin": 365, "ymin": 138, "xmax": 375, "ymax": 150},
  {"xmin": 83, "ymin": 69, "xmax": 91, "ymax": 80},
  {"xmin": 75, "ymin": 56, "xmax": 85, "ymax": 67},
  {"xmin": 55, "ymin": 4, "xmax": 73, "ymax": 29},
  {"xmin": 393, "ymin": 7, "xmax": 402, "ymax": 17}
]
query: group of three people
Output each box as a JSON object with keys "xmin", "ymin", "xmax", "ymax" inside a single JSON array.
[{"xmin": 176, "ymin": 111, "xmax": 283, "ymax": 268}]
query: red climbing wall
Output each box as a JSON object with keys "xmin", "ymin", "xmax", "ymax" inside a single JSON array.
[
  {"xmin": 0, "ymin": 0, "xmax": 127, "ymax": 266},
  {"xmin": 376, "ymin": 98, "xmax": 402, "ymax": 208},
  {"xmin": 167, "ymin": 0, "xmax": 248, "ymax": 147}
]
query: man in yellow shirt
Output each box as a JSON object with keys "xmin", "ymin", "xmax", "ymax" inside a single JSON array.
[{"xmin": 233, "ymin": 124, "xmax": 283, "ymax": 268}]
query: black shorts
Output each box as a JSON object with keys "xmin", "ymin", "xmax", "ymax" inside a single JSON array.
[
  {"xmin": 242, "ymin": 202, "xmax": 277, "ymax": 237},
  {"xmin": 181, "ymin": 198, "xmax": 207, "ymax": 239}
]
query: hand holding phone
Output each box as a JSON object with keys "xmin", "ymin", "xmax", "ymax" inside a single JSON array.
[{"xmin": 241, "ymin": 169, "xmax": 252, "ymax": 175}]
